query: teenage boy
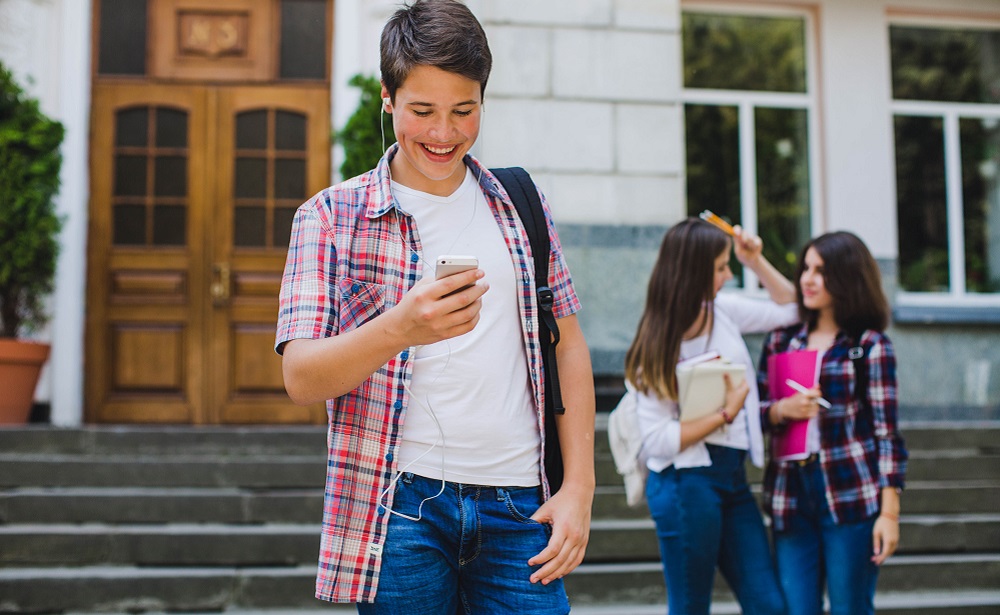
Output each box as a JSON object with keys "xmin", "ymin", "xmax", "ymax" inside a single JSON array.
[{"xmin": 275, "ymin": 1, "xmax": 595, "ymax": 612}]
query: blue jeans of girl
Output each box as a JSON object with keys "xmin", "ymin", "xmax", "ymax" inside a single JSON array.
[
  {"xmin": 356, "ymin": 472, "xmax": 569, "ymax": 615},
  {"xmin": 773, "ymin": 459, "xmax": 879, "ymax": 615},
  {"xmin": 646, "ymin": 444, "xmax": 786, "ymax": 615}
]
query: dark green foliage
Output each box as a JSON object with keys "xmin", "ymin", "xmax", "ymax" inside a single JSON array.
[
  {"xmin": 0, "ymin": 61, "xmax": 64, "ymax": 337},
  {"xmin": 335, "ymin": 74, "xmax": 395, "ymax": 180}
]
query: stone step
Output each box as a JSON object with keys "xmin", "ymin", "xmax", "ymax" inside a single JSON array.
[
  {"xmin": 0, "ymin": 487, "xmax": 325, "ymax": 524},
  {"xmin": 3, "ymin": 555, "xmax": 997, "ymax": 614},
  {"xmin": 564, "ymin": 554, "xmax": 1000, "ymax": 605},
  {"xmin": 0, "ymin": 455, "xmax": 326, "ymax": 489},
  {"xmin": 4, "ymin": 514, "xmax": 999, "ymax": 569},
  {"xmin": 47, "ymin": 591, "xmax": 1000, "ymax": 615},
  {"xmin": 593, "ymin": 480, "xmax": 1000, "ymax": 519},
  {"xmin": 592, "ymin": 417, "xmax": 1000, "ymax": 456},
  {"xmin": 594, "ymin": 451, "xmax": 1000, "ymax": 486},
  {"xmin": 584, "ymin": 514, "xmax": 1000, "ymax": 563},
  {"xmin": 0, "ymin": 426, "xmax": 326, "ymax": 456},
  {"xmin": 2, "ymin": 421, "xmax": 997, "ymax": 459},
  {"xmin": 5, "ymin": 479, "xmax": 995, "ymax": 526},
  {"xmin": 2, "ymin": 445, "xmax": 993, "ymax": 489}
]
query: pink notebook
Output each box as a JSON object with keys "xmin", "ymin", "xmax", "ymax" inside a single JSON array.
[{"xmin": 767, "ymin": 350, "xmax": 819, "ymax": 461}]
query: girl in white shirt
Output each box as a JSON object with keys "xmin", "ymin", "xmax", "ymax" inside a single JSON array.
[{"xmin": 625, "ymin": 217, "xmax": 798, "ymax": 615}]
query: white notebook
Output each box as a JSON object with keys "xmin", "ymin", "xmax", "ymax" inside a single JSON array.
[{"xmin": 676, "ymin": 360, "xmax": 746, "ymax": 422}]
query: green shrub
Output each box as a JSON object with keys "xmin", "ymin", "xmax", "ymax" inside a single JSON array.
[
  {"xmin": 0, "ymin": 61, "xmax": 64, "ymax": 338},
  {"xmin": 335, "ymin": 74, "xmax": 395, "ymax": 180}
]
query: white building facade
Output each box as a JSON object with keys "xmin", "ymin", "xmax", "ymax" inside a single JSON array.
[{"xmin": 1, "ymin": 0, "xmax": 998, "ymax": 425}]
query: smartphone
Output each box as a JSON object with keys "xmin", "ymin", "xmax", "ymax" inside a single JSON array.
[
  {"xmin": 435, "ymin": 255, "xmax": 479, "ymax": 279},
  {"xmin": 435, "ymin": 255, "xmax": 479, "ymax": 294}
]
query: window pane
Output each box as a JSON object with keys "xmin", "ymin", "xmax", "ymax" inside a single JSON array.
[
  {"xmin": 156, "ymin": 108, "xmax": 188, "ymax": 148},
  {"xmin": 756, "ymin": 107, "xmax": 811, "ymax": 279},
  {"xmin": 683, "ymin": 12, "xmax": 806, "ymax": 93},
  {"xmin": 275, "ymin": 111, "xmax": 307, "ymax": 151},
  {"xmin": 116, "ymin": 108, "xmax": 148, "ymax": 147},
  {"xmin": 280, "ymin": 0, "xmax": 327, "ymax": 80},
  {"xmin": 236, "ymin": 111, "xmax": 268, "ymax": 150},
  {"xmin": 961, "ymin": 118, "xmax": 1000, "ymax": 293},
  {"xmin": 274, "ymin": 207, "xmax": 297, "ymax": 248},
  {"xmin": 685, "ymin": 104, "xmax": 744, "ymax": 284},
  {"xmin": 98, "ymin": 0, "xmax": 147, "ymax": 75},
  {"xmin": 154, "ymin": 156, "xmax": 186, "ymax": 197},
  {"xmin": 895, "ymin": 115, "xmax": 949, "ymax": 292},
  {"xmin": 235, "ymin": 206, "xmax": 267, "ymax": 247},
  {"xmin": 890, "ymin": 26, "xmax": 1000, "ymax": 104},
  {"xmin": 236, "ymin": 157, "xmax": 268, "ymax": 198},
  {"xmin": 114, "ymin": 204, "xmax": 146, "ymax": 245},
  {"xmin": 152, "ymin": 205, "xmax": 187, "ymax": 246},
  {"xmin": 274, "ymin": 158, "xmax": 305, "ymax": 199},
  {"xmin": 685, "ymin": 104, "xmax": 741, "ymax": 224},
  {"xmin": 115, "ymin": 155, "xmax": 147, "ymax": 196}
]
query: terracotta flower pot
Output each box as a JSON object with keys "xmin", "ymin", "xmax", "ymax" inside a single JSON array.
[{"xmin": 0, "ymin": 338, "xmax": 50, "ymax": 424}]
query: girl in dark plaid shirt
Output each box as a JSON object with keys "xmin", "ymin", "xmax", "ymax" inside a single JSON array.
[{"xmin": 759, "ymin": 231, "xmax": 908, "ymax": 615}]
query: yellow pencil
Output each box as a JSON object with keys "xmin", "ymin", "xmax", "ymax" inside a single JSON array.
[{"xmin": 699, "ymin": 210, "xmax": 736, "ymax": 236}]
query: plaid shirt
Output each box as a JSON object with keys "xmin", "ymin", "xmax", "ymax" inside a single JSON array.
[
  {"xmin": 275, "ymin": 145, "xmax": 580, "ymax": 603},
  {"xmin": 758, "ymin": 325, "xmax": 908, "ymax": 531}
]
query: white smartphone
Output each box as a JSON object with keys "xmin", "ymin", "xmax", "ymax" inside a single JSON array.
[
  {"xmin": 434, "ymin": 255, "xmax": 479, "ymax": 280},
  {"xmin": 435, "ymin": 255, "xmax": 479, "ymax": 294}
]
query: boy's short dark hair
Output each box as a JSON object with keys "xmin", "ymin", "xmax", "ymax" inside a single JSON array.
[{"xmin": 380, "ymin": 0, "xmax": 492, "ymax": 100}]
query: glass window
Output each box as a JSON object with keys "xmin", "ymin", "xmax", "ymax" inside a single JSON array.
[
  {"xmin": 890, "ymin": 26, "xmax": 1000, "ymax": 105},
  {"xmin": 279, "ymin": 0, "xmax": 327, "ymax": 80},
  {"xmin": 891, "ymin": 24, "xmax": 1000, "ymax": 297},
  {"xmin": 683, "ymin": 12, "xmax": 806, "ymax": 93},
  {"xmin": 683, "ymin": 10, "xmax": 816, "ymax": 285},
  {"xmin": 98, "ymin": 0, "xmax": 148, "ymax": 76}
]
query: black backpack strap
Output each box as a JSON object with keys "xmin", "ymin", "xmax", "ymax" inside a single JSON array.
[
  {"xmin": 490, "ymin": 167, "xmax": 564, "ymax": 414},
  {"xmin": 491, "ymin": 166, "xmax": 564, "ymax": 492}
]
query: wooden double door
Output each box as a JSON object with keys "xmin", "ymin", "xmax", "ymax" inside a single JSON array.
[{"xmin": 86, "ymin": 83, "xmax": 328, "ymax": 424}]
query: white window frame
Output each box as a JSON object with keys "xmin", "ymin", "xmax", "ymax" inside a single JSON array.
[
  {"xmin": 890, "ymin": 14, "xmax": 1000, "ymax": 307},
  {"xmin": 681, "ymin": 2, "xmax": 823, "ymax": 292}
]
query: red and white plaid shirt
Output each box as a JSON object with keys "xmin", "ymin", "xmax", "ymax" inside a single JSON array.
[{"xmin": 275, "ymin": 145, "xmax": 580, "ymax": 603}]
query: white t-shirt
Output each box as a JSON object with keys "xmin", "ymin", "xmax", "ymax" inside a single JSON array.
[
  {"xmin": 391, "ymin": 168, "xmax": 539, "ymax": 486},
  {"xmin": 636, "ymin": 293, "xmax": 799, "ymax": 471}
]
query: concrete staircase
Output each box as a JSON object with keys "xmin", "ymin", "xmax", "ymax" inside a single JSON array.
[{"xmin": 1, "ymin": 419, "xmax": 998, "ymax": 614}]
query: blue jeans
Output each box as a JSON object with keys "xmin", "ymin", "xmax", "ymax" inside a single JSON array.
[
  {"xmin": 773, "ymin": 459, "xmax": 879, "ymax": 615},
  {"xmin": 357, "ymin": 472, "xmax": 569, "ymax": 615},
  {"xmin": 646, "ymin": 444, "xmax": 786, "ymax": 615}
]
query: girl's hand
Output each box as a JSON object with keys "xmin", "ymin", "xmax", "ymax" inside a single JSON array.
[
  {"xmin": 777, "ymin": 388, "xmax": 822, "ymax": 421},
  {"xmin": 722, "ymin": 373, "xmax": 750, "ymax": 420},
  {"xmin": 872, "ymin": 515, "xmax": 900, "ymax": 565},
  {"xmin": 732, "ymin": 224, "xmax": 763, "ymax": 266}
]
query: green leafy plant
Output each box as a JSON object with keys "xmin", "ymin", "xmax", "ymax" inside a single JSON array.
[
  {"xmin": 335, "ymin": 74, "xmax": 395, "ymax": 180},
  {"xmin": 0, "ymin": 61, "xmax": 64, "ymax": 338}
]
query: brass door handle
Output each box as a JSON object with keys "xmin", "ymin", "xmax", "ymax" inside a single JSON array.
[{"xmin": 211, "ymin": 262, "xmax": 230, "ymax": 305}]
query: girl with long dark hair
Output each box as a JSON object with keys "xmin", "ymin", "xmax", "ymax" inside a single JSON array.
[
  {"xmin": 625, "ymin": 217, "xmax": 797, "ymax": 615},
  {"xmin": 758, "ymin": 231, "xmax": 908, "ymax": 615}
]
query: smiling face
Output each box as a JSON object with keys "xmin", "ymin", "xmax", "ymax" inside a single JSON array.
[
  {"xmin": 712, "ymin": 244, "xmax": 734, "ymax": 298},
  {"xmin": 382, "ymin": 65, "xmax": 482, "ymax": 196},
  {"xmin": 800, "ymin": 246, "xmax": 834, "ymax": 314}
]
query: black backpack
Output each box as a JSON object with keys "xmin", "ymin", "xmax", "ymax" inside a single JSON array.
[{"xmin": 490, "ymin": 167, "xmax": 565, "ymax": 492}]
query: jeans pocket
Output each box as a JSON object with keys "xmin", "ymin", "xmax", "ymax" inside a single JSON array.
[{"xmin": 499, "ymin": 486, "xmax": 544, "ymax": 525}]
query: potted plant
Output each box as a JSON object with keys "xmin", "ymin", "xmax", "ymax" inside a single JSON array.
[{"xmin": 0, "ymin": 60, "xmax": 64, "ymax": 424}]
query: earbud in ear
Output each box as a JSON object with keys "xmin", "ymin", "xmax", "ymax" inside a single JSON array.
[{"xmin": 383, "ymin": 97, "xmax": 391, "ymax": 112}]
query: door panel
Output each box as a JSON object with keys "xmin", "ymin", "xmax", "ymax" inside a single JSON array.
[
  {"xmin": 87, "ymin": 84, "xmax": 208, "ymax": 423},
  {"xmin": 211, "ymin": 86, "xmax": 329, "ymax": 424}
]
